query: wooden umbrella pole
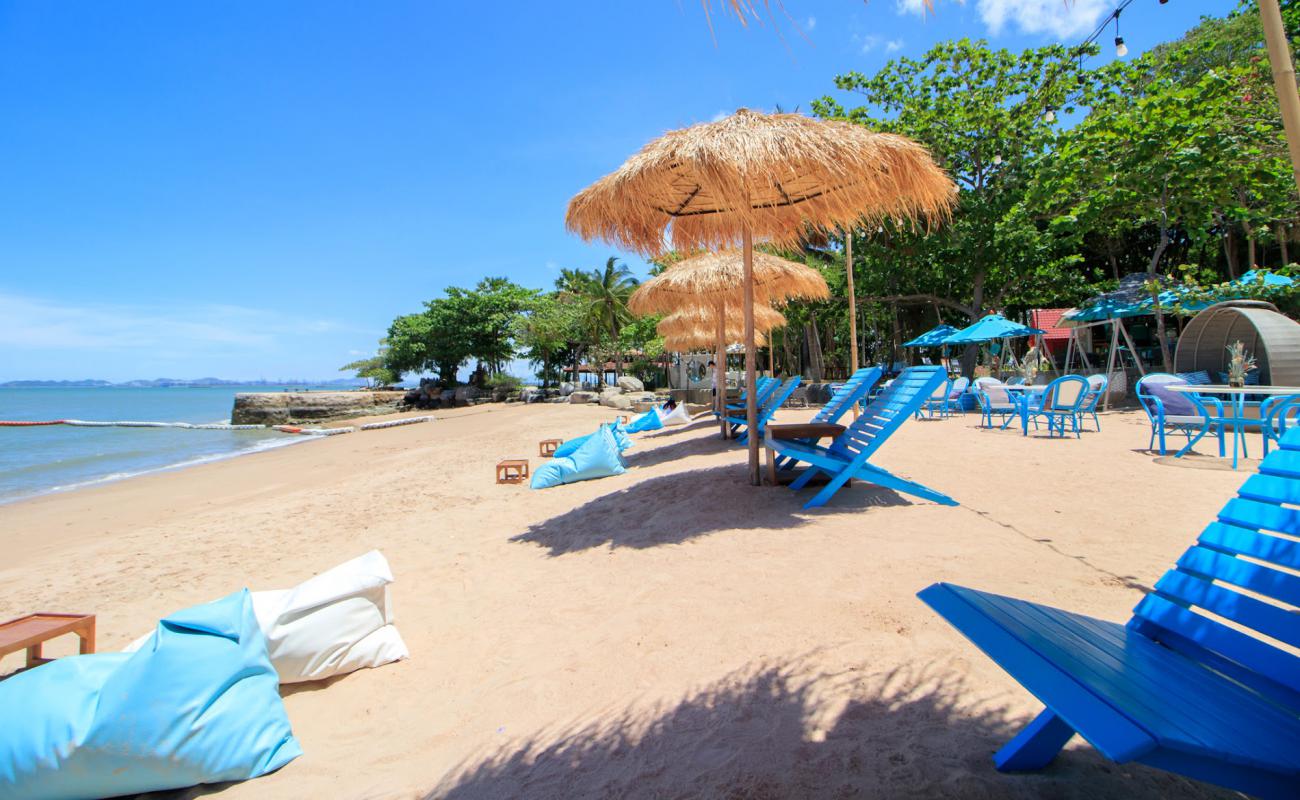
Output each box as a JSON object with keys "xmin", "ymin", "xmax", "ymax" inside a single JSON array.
[
  {"xmin": 717, "ymin": 302, "xmax": 729, "ymax": 438},
  {"xmin": 743, "ymin": 227, "xmax": 760, "ymax": 486},
  {"xmin": 1261, "ymin": 0, "xmax": 1300, "ymax": 198},
  {"xmin": 845, "ymin": 227, "xmax": 858, "ymax": 371}
]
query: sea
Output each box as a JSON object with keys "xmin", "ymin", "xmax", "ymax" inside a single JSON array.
[{"xmin": 0, "ymin": 385, "xmax": 351, "ymax": 505}]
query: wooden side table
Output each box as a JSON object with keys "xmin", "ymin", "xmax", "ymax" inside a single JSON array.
[
  {"xmin": 0, "ymin": 613, "xmax": 96, "ymax": 669},
  {"xmin": 496, "ymin": 459, "xmax": 530, "ymax": 484},
  {"xmin": 539, "ymin": 439, "xmax": 562, "ymax": 457},
  {"xmin": 764, "ymin": 422, "xmax": 847, "ymax": 487}
]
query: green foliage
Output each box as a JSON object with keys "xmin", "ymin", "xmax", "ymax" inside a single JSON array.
[
  {"xmin": 484, "ymin": 372, "xmax": 523, "ymax": 393},
  {"xmin": 339, "ymin": 342, "xmax": 401, "ymax": 387}
]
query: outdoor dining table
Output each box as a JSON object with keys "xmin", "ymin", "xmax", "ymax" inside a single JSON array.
[
  {"xmin": 1003, "ymin": 384, "xmax": 1046, "ymax": 435},
  {"xmin": 1168, "ymin": 383, "xmax": 1300, "ymax": 469}
]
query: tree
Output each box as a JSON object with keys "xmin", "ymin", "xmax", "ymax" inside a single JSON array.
[
  {"xmin": 813, "ymin": 39, "xmax": 1094, "ymax": 374},
  {"xmin": 516, "ymin": 294, "xmax": 584, "ymax": 387},
  {"xmin": 583, "ymin": 257, "xmax": 639, "ymax": 380},
  {"xmin": 340, "ymin": 341, "xmax": 400, "ymax": 387},
  {"xmin": 446, "ymin": 277, "xmax": 538, "ymax": 378}
]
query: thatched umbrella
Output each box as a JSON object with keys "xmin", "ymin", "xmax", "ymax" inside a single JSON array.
[
  {"xmin": 656, "ymin": 304, "xmax": 786, "ymax": 339},
  {"xmin": 631, "ymin": 250, "xmax": 826, "ymax": 426},
  {"xmin": 567, "ymin": 108, "xmax": 955, "ymax": 484}
]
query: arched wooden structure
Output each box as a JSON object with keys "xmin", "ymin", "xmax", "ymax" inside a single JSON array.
[{"xmin": 1173, "ymin": 300, "xmax": 1300, "ymax": 386}]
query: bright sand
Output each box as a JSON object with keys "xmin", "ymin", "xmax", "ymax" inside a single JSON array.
[{"xmin": 0, "ymin": 403, "xmax": 1243, "ymax": 799}]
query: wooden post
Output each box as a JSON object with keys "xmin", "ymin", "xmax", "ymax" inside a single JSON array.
[
  {"xmin": 717, "ymin": 302, "xmax": 729, "ymax": 438},
  {"xmin": 1261, "ymin": 0, "xmax": 1300, "ymax": 199},
  {"xmin": 846, "ymin": 227, "xmax": 859, "ymax": 371},
  {"xmin": 1103, "ymin": 321, "xmax": 1120, "ymax": 412},
  {"xmin": 1117, "ymin": 318, "xmax": 1147, "ymax": 377},
  {"xmin": 743, "ymin": 227, "xmax": 760, "ymax": 486}
]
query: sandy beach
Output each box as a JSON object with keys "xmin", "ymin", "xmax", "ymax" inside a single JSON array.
[{"xmin": 0, "ymin": 402, "xmax": 1244, "ymax": 799}]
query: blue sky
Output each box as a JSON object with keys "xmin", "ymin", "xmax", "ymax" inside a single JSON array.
[{"xmin": 0, "ymin": 0, "xmax": 1216, "ymax": 381}]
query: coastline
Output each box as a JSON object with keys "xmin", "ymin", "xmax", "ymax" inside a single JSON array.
[{"xmin": 0, "ymin": 403, "xmax": 1244, "ymax": 798}]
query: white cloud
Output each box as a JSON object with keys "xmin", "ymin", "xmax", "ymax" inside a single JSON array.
[
  {"xmin": 711, "ymin": 109, "xmax": 730, "ymax": 122},
  {"xmin": 894, "ymin": 0, "xmax": 930, "ymax": 17},
  {"xmin": 975, "ymin": 0, "xmax": 1108, "ymax": 38},
  {"xmin": 0, "ymin": 291, "xmax": 348, "ymax": 354},
  {"xmin": 856, "ymin": 34, "xmax": 882, "ymax": 53},
  {"xmin": 805, "ymin": 16, "xmax": 816, "ymax": 31},
  {"xmin": 886, "ymin": 39, "xmax": 905, "ymax": 53}
]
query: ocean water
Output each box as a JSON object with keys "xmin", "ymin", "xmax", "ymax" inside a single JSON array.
[{"xmin": 0, "ymin": 386, "xmax": 340, "ymax": 504}]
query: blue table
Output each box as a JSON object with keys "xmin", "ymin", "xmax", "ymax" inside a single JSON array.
[{"xmin": 1168, "ymin": 383, "xmax": 1300, "ymax": 469}]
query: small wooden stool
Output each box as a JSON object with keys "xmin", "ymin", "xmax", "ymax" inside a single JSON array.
[
  {"xmin": 0, "ymin": 613, "xmax": 95, "ymax": 669},
  {"xmin": 539, "ymin": 439, "xmax": 562, "ymax": 457},
  {"xmin": 617, "ymin": 415, "xmax": 630, "ymax": 425},
  {"xmin": 496, "ymin": 458, "xmax": 529, "ymax": 484}
]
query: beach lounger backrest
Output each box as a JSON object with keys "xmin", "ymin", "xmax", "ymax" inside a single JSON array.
[
  {"xmin": 1129, "ymin": 425, "xmax": 1300, "ymax": 706},
  {"xmin": 812, "ymin": 367, "xmax": 882, "ymax": 425},
  {"xmin": 759, "ymin": 376, "xmax": 802, "ymax": 416},
  {"xmin": 831, "ymin": 366, "xmax": 946, "ymax": 463},
  {"xmin": 1043, "ymin": 375, "xmax": 1088, "ymax": 411}
]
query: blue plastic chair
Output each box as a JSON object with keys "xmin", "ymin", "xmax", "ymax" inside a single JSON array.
[
  {"xmin": 725, "ymin": 376, "xmax": 802, "ymax": 444},
  {"xmin": 1078, "ymin": 374, "xmax": 1108, "ymax": 431},
  {"xmin": 763, "ymin": 366, "xmax": 956, "ymax": 509},
  {"xmin": 1020, "ymin": 375, "xmax": 1089, "ymax": 438},
  {"xmin": 772, "ymin": 367, "xmax": 882, "ymax": 471},
  {"xmin": 918, "ymin": 426, "xmax": 1300, "ymax": 799},
  {"xmin": 918, "ymin": 376, "xmax": 968, "ymax": 419},
  {"xmin": 1262, "ymin": 395, "xmax": 1300, "ymax": 456},
  {"xmin": 1136, "ymin": 373, "xmax": 1226, "ymax": 457},
  {"xmin": 973, "ymin": 378, "xmax": 1017, "ymax": 429}
]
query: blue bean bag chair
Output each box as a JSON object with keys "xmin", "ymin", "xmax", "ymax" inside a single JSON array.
[
  {"xmin": 0, "ymin": 590, "xmax": 301, "ymax": 800},
  {"xmin": 553, "ymin": 422, "xmax": 633, "ymax": 459},
  {"xmin": 624, "ymin": 408, "xmax": 664, "ymax": 433},
  {"xmin": 531, "ymin": 424, "xmax": 626, "ymax": 489}
]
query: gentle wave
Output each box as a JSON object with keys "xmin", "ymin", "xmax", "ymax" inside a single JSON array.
[{"xmin": 0, "ymin": 434, "xmax": 310, "ymax": 506}]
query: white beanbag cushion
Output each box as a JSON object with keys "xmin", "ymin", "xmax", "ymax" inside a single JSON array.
[
  {"xmin": 656, "ymin": 403, "xmax": 691, "ymax": 426},
  {"xmin": 127, "ymin": 550, "xmax": 408, "ymax": 684}
]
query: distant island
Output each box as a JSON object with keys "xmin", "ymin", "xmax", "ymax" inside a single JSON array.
[{"xmin": 1, "ymin": 378, "xmax": 368, "ymax": 389}]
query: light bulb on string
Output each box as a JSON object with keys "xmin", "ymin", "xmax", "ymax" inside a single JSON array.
[
  {"xmin": 1114, "ymin": 10, "xmax": 1127, "ymax": 58},
  {"xmin": 1044, "ymin": 108, "xmax": 1056, "ymax": 123},
  {"xmin": 992, "ymin": 154, "xmax": 1003, "ymax": 165}
]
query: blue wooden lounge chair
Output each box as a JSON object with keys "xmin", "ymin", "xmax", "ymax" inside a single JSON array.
[
  {"xmin": 764, "ymin": 366, "xmax": 956, "ymax": 509},
  {"xmin": 772, "ymin": 366, "xmax": 883, "ymax": 471},
  {"xmin": 718, "ymin": 376, "xmax": 777, "ymax": 420},
  {"xmin": 918, "ymin": 426, "xmax": 1300, "ymax": 799},
  {"xmin": 725, "ymin": 375, "xmax": 802, "ymax": 444}
]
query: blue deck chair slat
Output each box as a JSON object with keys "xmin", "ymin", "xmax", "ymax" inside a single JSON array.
[
  {"xmin": 915, "ymin": 425, "xmax": 1300, "ymax": 798},
  {"xmin": 1130, "ymin": 594, "xmax": 1300, "ymax": 703},
  {"xmin": 1218, "ymin": 497, "xmax": 1300, "ymax": 536},
  {"xmin": 724, "ymin": 376, "xmax": 802, "ymax": 443},
  {"xmin": 719, "ymin": 376, "xmax": 778, "ymax": 416},
  {"xmin": 1238, "ymin": 473, "xmax": 1300, "ymax": 505},
  {"xmin": 773, "ymin": 368, "xmax": 881, "ymax": 471},
  {"xmin": 765, "ymin": 366, "xmax": 954, "ymax": 509},
  {"xmin": 1152, "ymin": 570, "xmax": 1300, "ymax": 649},
  {"xmin": 1177, "ymin": 545, "xmax": 1300, "ymax": 606},
  {"xmin": 1198, "ymin": 521, "xmax": 1300, "ymax": 570}
]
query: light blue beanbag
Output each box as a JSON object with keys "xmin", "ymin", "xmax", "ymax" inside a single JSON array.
[
  {"xmin": 531, "ymin": 425, "xmax": 626, "ymax": 489},
  {"xmin": 553, "ymin": 422, "xmax": 633, "ymax": 459},
  {"xmin": 624, "ymin": 408, "xmax": 664, "ymax": 433},
  {"xmin": 0, "ymin": 590, "xmax": 301, "ymax": 800}
]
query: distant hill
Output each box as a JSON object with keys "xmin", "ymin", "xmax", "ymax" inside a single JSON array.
[{"xmin": 1, "ymin": 378, "xmax": 367, "ymax": 389}]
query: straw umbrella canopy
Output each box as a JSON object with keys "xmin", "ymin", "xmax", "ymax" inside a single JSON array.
[
  {"xmin": 567, "ymin": 108, "xmax": 955, "ymax": 485},
  {"xmin": 631, "ymin": 249, "xmax": 826, "ymax": 428},
  {"xmin": 657, "ymin": 304, "xmax": 786, "ymax": 339}
]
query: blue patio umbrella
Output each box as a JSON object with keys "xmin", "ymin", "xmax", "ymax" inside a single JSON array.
[
  {"xmin": 943, "ymin": 314, "xmax": 1044, "ymax": 345},
  {"xmin": 902, "ymin": 324, "xmax": 959, "ymax": 348}
]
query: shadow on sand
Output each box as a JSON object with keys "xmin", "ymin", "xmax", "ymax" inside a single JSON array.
[
  {"xmin": 428, "ymin": 659, "xmax": 1229, "ymax": 800},
  {"xmin": 512, "ymin": 464, "xmax": 912, "ymax": 556}
]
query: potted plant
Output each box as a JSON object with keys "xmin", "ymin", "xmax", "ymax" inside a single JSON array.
[{"xmin": 1226, "ymin": 340, "xmax": 1257, "ymax": 388}]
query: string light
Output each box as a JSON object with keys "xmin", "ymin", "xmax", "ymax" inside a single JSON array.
[
  {"xmin": 1044, "ymin": 107, "xmax": 1057, "ymax": 123},
  {"xmin": 992, "ymin": 154, "xmax": 1003, "ymax": 165},
  {"xmin": 1114, "ymin": 10, "xmax": 1128, "ymax": 57}
]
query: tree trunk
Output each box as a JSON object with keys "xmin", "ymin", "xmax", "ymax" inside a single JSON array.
[
  {"xmin": 1224, "ymin": 226, "xmax": 1240, "ymax": 279},
  {"xmin": 1279, "ymin": 223, "xmax": 1290, "ymax": 266},
  {"xmin": 1149, "ymin": 226, "xmax": 1175, "ymax": 373},
  {"xmin": 1107, "ymin": 250, "xmax": 1120, "ymax": 283},
  {"xmin": 806, "ymin": 317, "xmax": 824, "ymax": 381}
]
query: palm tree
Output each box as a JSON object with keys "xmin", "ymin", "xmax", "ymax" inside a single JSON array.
[{"xmin": 585, "ymin": 257, "xmax": 639, "ymax": 382}]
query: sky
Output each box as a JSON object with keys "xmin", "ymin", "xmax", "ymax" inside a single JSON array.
[{"xmin": 0, "ymin": 0, "xmax": 1220, "ymax": 381}]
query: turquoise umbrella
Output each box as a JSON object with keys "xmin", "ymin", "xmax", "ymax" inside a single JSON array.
[
  {"xmin": 902, "ymin": 324, "xmax": 959, "ymax": 348},
  {"xmin": 944, "ymin": 314, "xmax": 1044, "ymax": 345}
]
